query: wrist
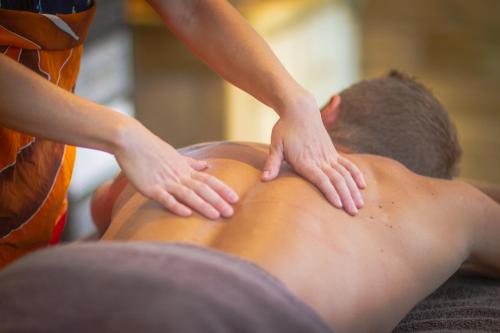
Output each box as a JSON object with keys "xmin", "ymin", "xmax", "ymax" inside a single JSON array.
[
  {"xmin": 273, "ymin": 86, "xmax": 318, "ymax": 118},
  {"xmin": 107, "ymin": 112, "xmax": 142, "ymax": 155}
]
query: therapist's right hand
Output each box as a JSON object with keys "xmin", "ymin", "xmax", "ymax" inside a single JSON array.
[{"xmin": 113, "ymin": 118, "xmax": 238, "ymax": 220}]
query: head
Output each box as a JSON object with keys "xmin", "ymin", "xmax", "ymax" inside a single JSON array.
[{"xmin": 321, "ymin": 70, "xmax": 461, "ymax": 179}]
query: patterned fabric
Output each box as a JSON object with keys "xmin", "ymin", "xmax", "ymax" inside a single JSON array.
[
  {"xmin": 394, "ymin": 274, "xmax": 500, "ymax": 332},
  {"xmin": 0, "ymin": 0, "xmax": 92, "ymax": 14},
  {"xmin": 0, "ymin": 4, "xmax": 95, "ymax": 268}
]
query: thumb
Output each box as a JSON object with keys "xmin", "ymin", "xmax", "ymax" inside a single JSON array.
[
  {"xmin": 186, "ymin": 157, "xmax": 208, "ymax": 171},
  {"xmin": 262, "ymin": 144, "xmax": 283, "ymax": 181}
]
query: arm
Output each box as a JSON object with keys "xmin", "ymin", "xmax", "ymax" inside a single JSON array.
[
  {"xmin": 0, "ymin": 53, "xmax": 237, "ymax": 219},
  {"xmin": 465, "ymin": 179, "xmax": 500, "ymax": 204},
  {"xmin": 0, "ymin": 53, "xmax": 127, "ymax": 153},
  {"xmin": 91, "ymin": 173, "xmax": 128, "ymax": 235},
  {"xmin": 459, "ymin": 182, "xmax": 500, "ymax": 278},
  {"xmin": 145, "ymin": 0, "xmax": 305, "ymax": 114},
  {"xmin": 146, "ymin": 0, "xmax": 366, "ymax": 214}
]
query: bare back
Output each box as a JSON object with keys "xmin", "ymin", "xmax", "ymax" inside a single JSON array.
[{"xmin": 101, "ymin": 142, "xmax": 478, "ymax": 333}]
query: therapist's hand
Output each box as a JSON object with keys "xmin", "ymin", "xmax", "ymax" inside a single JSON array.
[
  {"xmin": 261, "ymin": 95, "xmax": 366, "ymax": 215},
  {"xmin": 113, "ymin": 119, "xmax": 238, "ymax": 220}
]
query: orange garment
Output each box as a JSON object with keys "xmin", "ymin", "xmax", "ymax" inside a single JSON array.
[{"xmin": 0, "ymin": 5, "xmax": 95, "ymax": 267}]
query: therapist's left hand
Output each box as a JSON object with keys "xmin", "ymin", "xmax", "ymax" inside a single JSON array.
[{"xmin": 261, "ymin": 94, "xmax": 366, "ymax": 216}]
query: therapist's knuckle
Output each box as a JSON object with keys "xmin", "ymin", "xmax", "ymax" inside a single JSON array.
[
  {"xmin": 334, "ymin": 180, "xmax": 348, "ymax": 194},
  {"xmin": 320, "ymin": 182, "xmax": 334, "ymax": 194},
  {"xmin": 197, "ymin": 182, "xmax": 212, "ymax": 196},
  {"xmin": 335, "ymin": 164, "xmax": 348, "ymax": 176},
  {"xmin": 317, "ymin": 177, "xmax": 332, "ymax": 190},
  {"xmin": 330, "ymin": 171, "xmax": 344, "ymax": 183},
  {"xmin": 163, "ymin": 177, "xmax": 179, "ymax": 189},
  {"xmin": 342, "ymin": 156, "xmax": 355, "ymax": 167},
  {"xmin": 316, "ymin": 175, "xmax": 332, "ymax": 188},
  {"xmin": 179, "ymin": 175, "xmax": 193, "ymax": 186},
  {"xmin": 308, "ymin": 172, "xmax": 322, "ymax": 185},
  {"xmin": 196, "ymin": 172, "xmax": 209, "ymax": 181},
  {"xmin": 345, "ymin": 166, "xmax": 358, "ymax": 179},
  {"xmin": 307, "ymin": 169, "xmax": 323, "ymax": 183},
  {"xmin": 157, "ymin": 192, "xmax": 176, "ymax": 210},
  {"xmin": 164, "ymin": 197, "xmax": 177, "ymax": 210},
  {"xmin": 212, "ymin": 198, "xmax": 227, "ymax": 212},
  {"xmin": 339, "ymin": 158, "xmax": 357, "ymax": 170},
  {"xmin": 177, "ymin": 187, "xmax": 194, "ymax": 200},
  {"xmin": 319, "ymin": 161, "xmax": 332, "ymax": 170}
]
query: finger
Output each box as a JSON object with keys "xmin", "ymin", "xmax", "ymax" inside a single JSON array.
[
  {"xmin": 333, "ymin": 163, "xmax": 364, "ymax": 209},
  {"xmin": 338, "ymin": 156, "xmax": 366, "ymax": 189},
  {"xmin": 169, "ymin": 183, "xmax": 220, "ymax": 220},
  {"xmin": 300, "ymin": 164, "xmax": 342, "ymax": 208},
  {"xmin": 150, "ymin": 187, "xmax": 192, "ymax": 217},
  {"xmin": 192, "ymin": 172, "xmax": 239, "ymax": 203},
  {"xmin": 184, "ymin": 177, "xmax": 234, "ymax": 218},
  {"xmin": 262, "ymin": 144, "xmax": 284, "ymax": 181},
  {"xmin": 324, "ymin": 167, "xmax": 358, "ymax": 216},
  {"xmin": 186, "ymin": 157, "xmax": 208, "ymax": 171}
]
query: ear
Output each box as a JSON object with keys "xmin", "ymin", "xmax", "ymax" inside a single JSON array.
[{"xmin": 321, "ymin": 95, "xmax": 341, "ymax": 127}]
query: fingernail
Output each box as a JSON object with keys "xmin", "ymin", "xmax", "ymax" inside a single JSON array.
[
  {"xmin": 262, "ymin": 171, "xmax": 270, "ymax": 179},
  {"xmin": 210, "ymin": 210, "xmax": 220, "ymax": 220},
  {"xmin": 222, "ymin": 206, "xmax": 234, "ymax": 218},
  {"xmin": 229, "ymin": 191, "xmax": 239, "ymax": 203},
  {"xmin": 181, "ymin": 208, "xmax": 192, "ymax": 217}
]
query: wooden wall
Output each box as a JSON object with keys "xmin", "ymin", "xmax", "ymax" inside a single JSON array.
[{"xmin": 359, "ymin": 0, "xmax": 500, "ymax": 182}]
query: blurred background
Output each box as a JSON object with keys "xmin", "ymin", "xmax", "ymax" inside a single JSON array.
[{"xmin": 65, "ymin": 0, "xmax": 500, "ymax": 239}]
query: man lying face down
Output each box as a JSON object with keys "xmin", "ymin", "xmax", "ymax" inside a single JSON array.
[{"xmin": 1, "ymin": 71, "xmax": 499, "ymax": 333}]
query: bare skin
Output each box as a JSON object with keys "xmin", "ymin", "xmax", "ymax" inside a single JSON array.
[
  {"xmin": 0, "ymin": 0, "xmax": 365, "ymax": 220},
  {"xmin": 93, "ymin": 142, "xmax": 500, "ymax": 333}
]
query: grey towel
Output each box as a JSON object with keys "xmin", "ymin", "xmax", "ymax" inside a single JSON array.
[
  {"xmin": 394, "ymin": 275, "xmax": 500, "ymax": 332},
  {"xmin": 0, "ymin": 242, "xmax": 333, "ymax": 333}
]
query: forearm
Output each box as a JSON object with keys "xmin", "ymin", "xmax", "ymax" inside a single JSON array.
[
  {"xmin": 0, "ymin": 53, "xmax": 133, "ymax": 153},
  {"xmin": 147, "ymin": 0, "xmax": 314, "ymax": 115}
]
